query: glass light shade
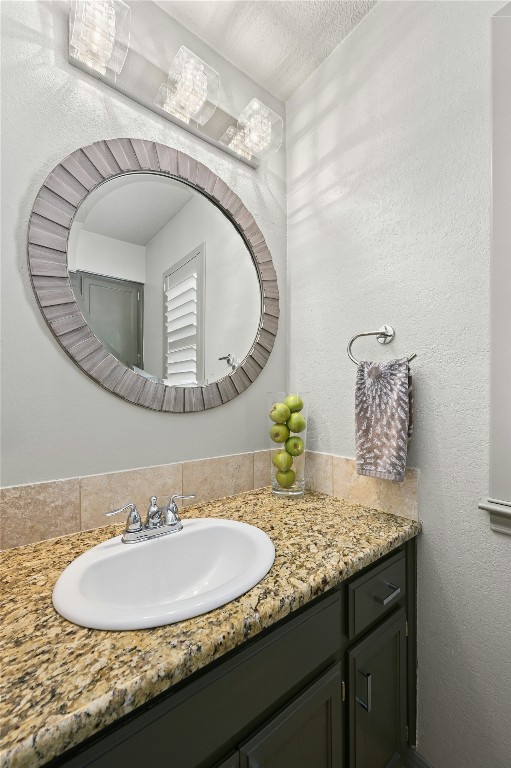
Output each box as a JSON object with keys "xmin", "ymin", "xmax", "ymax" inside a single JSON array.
[
  {"xmin": 237, "ymin": 99, "xmax": 283, "ymax": 158},
  {"xmin": 220, "ymin": 126, "xmax": 253, "ymax": 161},
  {"xmin": 69, "ymin": 0, "xmax": 131, "ymax": 77},
  {"xmin": 157, "ymin": 47, "xmax": 219, "ymax": 126}
]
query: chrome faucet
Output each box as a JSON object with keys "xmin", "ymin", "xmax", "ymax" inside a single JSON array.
[
  {"xmin": 219, "ymin": 353, "xmax": 237, "ymax": 371},
  {"xmin": 105, "ymin": 494, "xmax": 195, "ymax": 543}
]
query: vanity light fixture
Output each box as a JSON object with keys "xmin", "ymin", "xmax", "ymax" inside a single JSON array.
[
  {"xmin": 157, "ymin": 46, "xmax": 219, "ymax": 126},
  {"xmin": 67, "ymin": 4, "xmax": 275, "ymax": 169},
  {"xmin": 69, "ymin": 0, "xmax": 131, "ymax": 77}
]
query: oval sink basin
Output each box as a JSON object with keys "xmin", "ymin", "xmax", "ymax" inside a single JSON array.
[{"xmin": 52, "ymin": 518, "xmax": 275, "ymax": 630}]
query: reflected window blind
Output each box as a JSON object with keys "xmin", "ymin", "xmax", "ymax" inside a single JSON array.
[{"xmin": 164, "ymin": 272, "xmax": 198, "ymax": 385}]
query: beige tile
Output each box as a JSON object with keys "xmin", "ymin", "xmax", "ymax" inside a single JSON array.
[
  {"xmin": 253, "ymin": 450, "xmax": 271, "ymax": 489},
  {"xmin": 375, "ymin": 468, "xmax": 418, "ymax": 520},
  {"xmin": 182, "ymin": 454, "xmax": 254, "ymax": 505},
  {"xmin": 80, "ymin": 463, "xmax": 182, "ymax": 531},
  {"xmin": 0, "ymin": 479, "xmax": 80, "ymax": 549},
  {"xmin": 305, "ymin": 451, "xmax": 333, "ymax": 495},
  {"xmin": 332, "ymin": 456, "xmax": 379, "ymax": 509},
  {"xmin": 332, "ymin": 455, "xmax": 418, "ymax": 520}
]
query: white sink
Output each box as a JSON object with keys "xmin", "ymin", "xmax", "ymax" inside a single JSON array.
[{"xmin": 52, "ymin": 518, "xmax": 275, "ymax": 630}]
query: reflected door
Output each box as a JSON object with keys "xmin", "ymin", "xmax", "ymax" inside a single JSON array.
[
  {"xmin": 70, "ymin": 270, "xmax": 143, "ymax": 369},
  {"xmin": 163, "ymin": 244, "xmax": 205, "ymax": 386}
]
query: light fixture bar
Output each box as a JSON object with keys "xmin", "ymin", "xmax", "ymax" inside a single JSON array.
[
  {"xmin": 67, "ymin": 4, "xmax": 287, "ymax": 169},
  {"xmin": 69, "ymin": 51, "xmax": 260, "ymax": 168}
]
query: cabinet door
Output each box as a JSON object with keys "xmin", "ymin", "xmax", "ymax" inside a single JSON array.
[
  {"xmin": 239, "ymin": 664, "xmax": 342, "ymax": 768},
  {"xmin": 215, "ymin": 755, "xmax": 240, "ymax": 768},
  {"xmin": 348, "ymin": 608, "xmax": 407, "ymax": 768}
]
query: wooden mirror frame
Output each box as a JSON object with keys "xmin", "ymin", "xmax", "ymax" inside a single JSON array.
[{"xmin": 27, "ymin": 139, "xmax": 279, "ymax": 412}]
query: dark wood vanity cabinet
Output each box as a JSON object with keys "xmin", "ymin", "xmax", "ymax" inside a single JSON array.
[
  {"xmin": 49, "ymin": 540, "xmax": 416, "ymax": 768},
  {"xmin": 216, "ymin": 756, "xmax": 239, "ymax": 768}
]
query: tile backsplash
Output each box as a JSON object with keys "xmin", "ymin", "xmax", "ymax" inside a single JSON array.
[
  {"xmin": 0, "ymin": 451, "xmax": 418, "ymax": 549},
  {"xmin": 0, "ymin": 479, "xmax": 81, "ymax": 549},
  {"xmin": 306, "ymin": 451, "xmax": 419, "ymax": 521},
  {"xmin": 181, "ymin": 454, "xmax": 254, "ymax": 506},
  {"xmin": 80, "ymin": 463, "xmax": 183, "ymax": 532}
]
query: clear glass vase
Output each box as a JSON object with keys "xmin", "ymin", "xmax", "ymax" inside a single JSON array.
[{"xmin": 268, "ymin": 391, "xmax": 308, "ymax": 497}]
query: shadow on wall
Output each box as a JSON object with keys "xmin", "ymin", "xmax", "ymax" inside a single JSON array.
[{"xmin": 287, "ymin": 3, "xmax": 445, "ymax": 225}]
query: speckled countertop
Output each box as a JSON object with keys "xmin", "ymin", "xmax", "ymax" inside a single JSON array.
[{"xmin": 0, "ymin": 488, "xmax": 420, "ymax": 768}]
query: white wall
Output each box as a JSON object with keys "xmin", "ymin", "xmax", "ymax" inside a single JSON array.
[
  {"xmin": 68, "ymin": 225, "xmax": 146, "ymax": 283},
  {"xmin": 287, "ymin": 2, "xmax": 510, "ymax": 767},
  {"xmin": 144, "ymin": 194, "xmax": 261, "ymax": 383},
  {"xmin": 0, "ymin": 0, "xmax": 286, "ymax": 486},
  {"xmin": 490, "ymin": 3, "xmax": 511, "ymax": 505}
]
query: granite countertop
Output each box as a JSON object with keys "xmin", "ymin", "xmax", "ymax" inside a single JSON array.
[{"xmin": 0, "ymin": 488, "xmax": 420, "ymax": 768}]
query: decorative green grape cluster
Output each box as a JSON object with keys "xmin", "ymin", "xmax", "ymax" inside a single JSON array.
[{"xmin": 269, "ymin": 394, "xmax": 306, "ymax": 488}]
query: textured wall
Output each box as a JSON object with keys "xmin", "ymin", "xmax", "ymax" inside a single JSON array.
[
  {"xmin": 287, "ymin": 2, "xmax": 511, "ymax": 767},
  {"xmin": 0, "ymin": 1, "xmax": 286, "ymax": 486},
  {"xmin": 490, "ymin": 4, "xmax": 511, "ymax": 504}
]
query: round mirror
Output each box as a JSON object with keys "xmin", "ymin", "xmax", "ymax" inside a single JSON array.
[
  {"xmin": 67, "ymin": 174, "xmax": 261, "ymax": 387},
  {"xmin": 27, "ymin": 139, "xmax": 279, "ymax": 412}
]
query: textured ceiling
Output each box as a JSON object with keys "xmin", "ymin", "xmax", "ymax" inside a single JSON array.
[{"xmin": 155, "ymin": 1, "xmax": 377, "ymax": 101}]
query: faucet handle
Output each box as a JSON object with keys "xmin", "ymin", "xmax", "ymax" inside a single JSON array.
[
  {"xmin": 219, "ymin": 354, "xmax": 236, "ymax": 370},
  {"xmin": 105, "ymin": 503, "xmax": 143, "ymax": 534},
  {"xmin": 170, "ymin": 494, "xmax": 196, "ymax": 507},
  {"xmin": 164, "ymin": 494, "xmax": 195, "ymax": 528}
]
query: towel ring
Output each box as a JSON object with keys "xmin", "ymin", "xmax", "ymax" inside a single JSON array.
[{"xmin": 347, "ymin": 325, "xmax": 417, "ymax": 365}]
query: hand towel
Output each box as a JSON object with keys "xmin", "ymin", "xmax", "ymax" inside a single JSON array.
[{"xmin": 355, "ymin": 358, "xmax": 413, "ymax": 482}]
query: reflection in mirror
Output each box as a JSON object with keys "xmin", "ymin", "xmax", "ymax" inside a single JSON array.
[{"xmin": 67, "ymin": 174, "xmax": 261, "ymax": 386}]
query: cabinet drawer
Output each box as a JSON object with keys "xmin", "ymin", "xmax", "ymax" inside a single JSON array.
[{"xmin": 347, "ymin": 551, "xmax": 406, "ymax": 638}]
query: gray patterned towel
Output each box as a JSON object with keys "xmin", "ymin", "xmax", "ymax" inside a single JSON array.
[{"xmin": 355, "ymin": 358, "xmax": 413, "ymax": 482}]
